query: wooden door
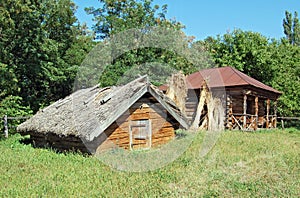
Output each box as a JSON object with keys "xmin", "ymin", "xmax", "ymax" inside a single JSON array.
[{"xmin": 129, "ymin": 120, "xmax": 151, "ymax": 150}]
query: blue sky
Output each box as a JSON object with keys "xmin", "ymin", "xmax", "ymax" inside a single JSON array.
[{"xmin": 73, "ymin": 0, "xmax": 300, "ymax": 40}]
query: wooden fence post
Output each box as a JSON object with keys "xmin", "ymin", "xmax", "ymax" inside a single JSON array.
[{"xmin": 3, "ymin": 115, "xmax": 8, "ymax": 138}]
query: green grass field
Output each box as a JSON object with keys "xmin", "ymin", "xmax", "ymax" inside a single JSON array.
[{"xmin": 0, "ymin": 129, "xmax": 299, "ymax": 197}]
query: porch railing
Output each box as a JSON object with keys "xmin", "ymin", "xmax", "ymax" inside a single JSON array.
[
  {"xmin": 231, "ymin": 114, "xmax": 257, "ymax": 131},
  {"xmin": 231, "ymin": 114, "xmax": 277, "ymax": 131}
]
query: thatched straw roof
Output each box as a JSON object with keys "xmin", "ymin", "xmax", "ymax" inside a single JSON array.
[{"xmin": 18, "ymin": 76, "xmax": 189, "ymax": 142}]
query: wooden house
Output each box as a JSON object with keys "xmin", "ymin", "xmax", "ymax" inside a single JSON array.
[
  {"xmin": 17, "ymin": 76, "xmax": 189, "ymax": 154},
  {"xmin": 161, "ymin": 66, "xmax": 282, "ymax": 131}
]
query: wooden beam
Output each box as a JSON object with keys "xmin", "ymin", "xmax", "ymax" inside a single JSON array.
[
  {"xmin": 266, "ymin": 99, "xmax": 270, "ymax": 128},
  {"xmin": 274, "ymin": 100, "xmax": 278, "ymax": 128},
  {"xmin": 255, "ymin": 96, "xmax": 258, "ymax": 130},
  {"xmin": 190, "ymin": 84, "xmax": 207, "ymax": 129},
  {"xmin": 243, "ymin": 95, "xmax": 247, "ymax": 129},
  {"xmin": 148, "ymin": 86, "xmax": 189, "ymax": 129},
  {"xmin": 232, "ymin": 115, "xmax": 243, "ymax": 130},
  {"xmin": 278, "ymin": 117, "xmax": 300, "ymax": 120}
]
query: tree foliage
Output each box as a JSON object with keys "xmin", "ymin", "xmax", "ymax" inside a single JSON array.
[
  {"xmin": 269, "ymin": 40, "xmax": 300, "ymax": 116},
  {"xmin": 0, "ymin": 0, "xmax": 94, "ymax": 113},
  {"xmin": 86, "ymin": 0, "xmax": 183, "ymax": 40},
  {"xmin": 201, "ymin": 30, "xmax": 274, "ymax": 83},
  {"xmin": 84, "ymin": 0, "xmax": 201, "ymax": 87},
  {"xmin": 283, "ymin": 11, "xmax": 300, "ymax": 46},
  {"xmin": 0, "ymin": 96, "xmax": 32, "ymax": 134}
]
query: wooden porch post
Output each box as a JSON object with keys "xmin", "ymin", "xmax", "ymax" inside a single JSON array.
[
  {"xmin": 255, "ymin": 96, "xmax": 258, "ymax": 130},
  {"xmin": 243, "ymin": 95, "xmax": 247, "ymax": 130},
  {"xmin": 274, "ymin": 100, "xmax": 278, "ymax": 128},
  {"xmin": 266, "ymin": 99, "xmax": 270, "ymax": 128}
]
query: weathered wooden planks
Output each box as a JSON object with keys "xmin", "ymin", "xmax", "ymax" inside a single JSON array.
[
  {"xmin": 96, "ymin": 95, "xmax": 177, "ymax": 153},
  {"xmin": 29, "ymin": 132, "xmax": 88, "ymax": 153}
]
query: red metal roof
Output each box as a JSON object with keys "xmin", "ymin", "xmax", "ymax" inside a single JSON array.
[
  {"xmin": 186, "ymin": 66, "xmax": 281, "ymax": 94},
  {"xmin": 160, "ymin": 66, "xmax": 281, "ymax": 94}
]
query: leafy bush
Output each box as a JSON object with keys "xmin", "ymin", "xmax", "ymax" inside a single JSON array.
[{"xmin": 0, "ymin": 96, "xmax": 32, "ymax": 135}]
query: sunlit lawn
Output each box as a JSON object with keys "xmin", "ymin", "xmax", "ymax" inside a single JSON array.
[{"xmin": 0, "ymin": 129, "xmax": 299, "ymax": 197}]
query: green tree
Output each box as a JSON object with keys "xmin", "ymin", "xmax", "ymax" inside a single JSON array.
[
  {"xmin": 269, "ymin": 40, "xmax": 300, "ymax": 117},
  {"xmin": 86, "ymin": 0, "xmax": 182, "ymax": 39},
  {"xmin": 0, "ymin": 0, "xmax": 93, "ymax": 112},
  {"xmin": 202, "ymin": 29, "xmax": 274, "ymax": 83},
  {"xmin": 84, "ymin": 0, "xmax": 201, "ymax": 87},
  {"xmin": 283, "ymin": 11, "xmax": 300, "ymax": 46}
]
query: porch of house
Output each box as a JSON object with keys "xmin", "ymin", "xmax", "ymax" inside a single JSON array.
[{"xmin": 226, "ymin": 90, "xmax": 278, "ymax": 131}]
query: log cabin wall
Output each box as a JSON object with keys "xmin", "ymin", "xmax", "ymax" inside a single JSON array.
[
  {"xmin": 229, "ymin": 94, "xmax": 264, "ymax": 115},
  {"xmin": 28, "ymin": 132, "xmax": 89, "ymax": 153},
  {"xmin": 185, "ymin": 89, "xmax": 200, "ymax": 122},
  {"xmin": 230, "ymin": 94, "xmax": 245, "ymax": 114},
  {"xmin": 96, "ymin": 93, "xmax": 177, "ymax": 153}
]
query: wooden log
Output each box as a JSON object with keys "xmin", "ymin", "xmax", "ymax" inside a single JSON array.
[
  {"xmin": 243, "ymin": 95, "xmax": 247, "ymax": 130},
  {"xmin": 258, "ymin": 100, "xmax": 265, "ymax": 117},
  {"xmin": 153, "ymin": 132, "xmax": 174, "ymax": 138},
  {"xmin": 130, "ymin": 113, "xmax": 150, "ymax": 120},
  {"xmin": 149, "ymin": 112, "xmax": 165, "ymax": 119},
  {"xmin": 154, "ymin": 128, "xmax": 174, "ymax": 134},
  {"xmin": 278, "ymin": 117, "xmax": 300, "ymax": 120},
  {"xmin": 152, "ymin": 122, "xmax": 174, "ymax": 134},
  {"xmin": 29, "ymin": 132, "xmax": 89, "ymax": 153},
  {"xmin": 255, "ymin": 96, "xmax": 258, "ymax": 130},
  {"xmin": 152, "ymin": 135, "xmax": 174, "ymax": 141},
  {"xmin": 130, "ymin": 106, "xmax": 151, "ymax": 113},
  {"xmin": 108, "ymin": 133, "xmax": 129, "ymax": 140},
  {"xmin": 190, "ymin": 83, "xmax": 209, "ymax": 129},
  {"xmin": 199, "ymin": 116, "xmax": 208, "ymax": 130},
  {"xmin": 274, "ymin": 100, "xmax": 278, "ymax": 128},
  {"xmin": 266, "ymin": 99, "xmax": 270, "ymax": 128}
]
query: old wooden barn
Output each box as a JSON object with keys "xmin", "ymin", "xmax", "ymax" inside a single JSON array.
[
  {"xmin": 184, "ymin": 66, "xmax": 282, "ymax": 131},
  {"xmin": 17, "ymin": 76, "xmax": 189, "ymax": 154}
]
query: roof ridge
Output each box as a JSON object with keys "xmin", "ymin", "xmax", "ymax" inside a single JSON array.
[
  {"xmin": 229, "ymin": 67, "xmax": 249, "ymax": 85},
  {"xmin": 230, "ymin": 67, "xmax": 281, "ymax": 93}
]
